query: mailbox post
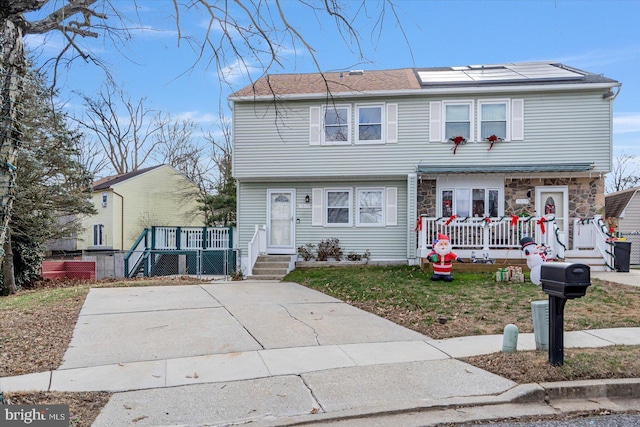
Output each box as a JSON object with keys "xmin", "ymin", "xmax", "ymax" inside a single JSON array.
[{"xmin": 540, "ymin": 263, "xmax": 591, "ymax": 366}]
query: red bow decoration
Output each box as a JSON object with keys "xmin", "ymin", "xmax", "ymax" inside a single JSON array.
[
  {"xmin": 510, "ymin": 215, "xmax": 519, "ymax": 226},
  {"xmin": 537, "ymin": 217, "xmax": 546, "ymax": 234},
  {"xmin": 414, "ymin": 218, "xmax": 422, "ymax": 232},
  {"xmin": 485, "ymin": 134, "xmax": 503, "ymax": 151},
  {"xmin": 445, "ymin": 215, "xmax": 457, "ymax": 226},
  {"xmin": 483, "ymin": 216, "xmax": 492, "ymax": 224},
  {"xmin": 449, "ymin": 136, "xmax": 466, "ymax": 155}
]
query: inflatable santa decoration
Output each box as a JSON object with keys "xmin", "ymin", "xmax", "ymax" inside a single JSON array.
[{"xmin": 427, "ymin": 233, "xmax": 464, "ymax": 282}]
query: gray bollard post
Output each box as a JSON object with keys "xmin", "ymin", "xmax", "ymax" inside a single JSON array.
[{"xmin": 502, "ymin": 324, "xmax": 519, "ymax": 353}]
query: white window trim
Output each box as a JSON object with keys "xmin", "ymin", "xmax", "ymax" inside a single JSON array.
[
  {"xmin": 355, "ymin": 103, "xmax": 385, "ymax": 145},
  {"xmin": 356, "ymin": 187, "xmax": 385, "ymax": 227},
  {"xmin": 93, "ymin": 223, "xmax": 105, "ymax": 246},
  {"xmin": 322, "ymin": 104, "xmax": 351, "ymax": 146},
  {"xmin": 442, "ymin": 100, "xmax": 475, "ymax": 142},
  {"xmin": 436, "ymin": 177, "xmax": 504, "ymax": 218},
  {"xmin": 478, "ymin": 98, "xmax": 511, "ymax": 142},
  {"xmin": 324, "ymin": 188, "xmax": 353, "ymax": 227}
]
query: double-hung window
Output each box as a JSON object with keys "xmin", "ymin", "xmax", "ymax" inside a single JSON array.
[
  {"xmin": 479, "ymin": 100, "xmax": 509, "ymax": 141},
  {"xmin": 356, "ymin": 188, "xmax": 384, "ymax": 226},
  {"xmin": 444, "ymin": 101, "xmax": 473, "ymax": 141},
  {"xmin": 326, "ymin": 189, "xmax": 352, "ymax": 226},
  {"xmin": 356, "ymin": 104, "xmax": 383, "ymax": 144},
  {"xmin": 93, "ymin": 224, "xmax": 105, "ymax": 246},
  {"xmin": 323, "ymin": 105, "xmax": 351, "ymax": 145}
]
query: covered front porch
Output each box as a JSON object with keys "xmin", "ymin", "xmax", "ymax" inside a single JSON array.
[{"xmin": 416, "ymin": 214, "xmax": 615, "ymax": 271}]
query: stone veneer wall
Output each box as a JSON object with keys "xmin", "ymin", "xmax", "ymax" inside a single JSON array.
[
  {"xmin": 417, "ymin": 177, "xmax": 604, "ymax": 249},
  {"xmin": 504, "ymin": 177, "xmax": 604, "ymax": 218},
  {"xmin": 417, "ymin": 179, "xmax": 437, "ymax": 217}
]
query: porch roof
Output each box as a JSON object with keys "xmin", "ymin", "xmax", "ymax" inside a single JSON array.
[{"xmin": 416, "ymin": 162, "xmax": 594, "ymax": 174}]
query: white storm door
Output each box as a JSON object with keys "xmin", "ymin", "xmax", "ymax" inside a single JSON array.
[
  {"xmin": 267, "ymin": 189, "xmax": 295, "ymax": 254},
  {"xmin": 535, "ymin": 186, "xmax": 568, "ymax": 246}
]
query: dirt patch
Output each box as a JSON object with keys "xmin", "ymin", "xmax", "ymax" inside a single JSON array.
[
  {"xmin": 3, "ymin": 391, "xmax": 111, "ymax": 427},
  {"xmin": 463, "ymin": 346, "xmax": 640, "ymax": 383}
]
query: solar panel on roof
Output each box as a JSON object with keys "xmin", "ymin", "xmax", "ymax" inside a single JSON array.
[{"xmin": 417, "ymin": 63, "xmax": 585, "ymax": 85}]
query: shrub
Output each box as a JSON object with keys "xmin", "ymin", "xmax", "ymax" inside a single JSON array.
[
  {"xmin": 316, "ymin": 238, "xmax": 343, "ymax": 261},
  {"xmin": 297, "ymin": 243, "xmax": 316, "ymax": 261}
]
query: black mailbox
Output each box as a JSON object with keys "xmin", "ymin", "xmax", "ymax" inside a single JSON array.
[
  {"xmin": 539, "ymin": 262, "xmax": 591, "ymax": 367},
  {"xmin": 540, "ymin": 263, "xmax": 591, "ymax": 299}
]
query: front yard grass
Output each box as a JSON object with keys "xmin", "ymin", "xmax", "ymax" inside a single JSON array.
[{"xmin": 284, "ymin": 265, "xmax": 640, "ymax": 340}]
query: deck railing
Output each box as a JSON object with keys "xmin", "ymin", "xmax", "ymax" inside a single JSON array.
[
  {"xmin": 152, "ymin": 226, "xmax": 232, "ymax": 250},
  {"xmin": 124, "ymin": 228, "xmax": 150, "ymax": 277}
]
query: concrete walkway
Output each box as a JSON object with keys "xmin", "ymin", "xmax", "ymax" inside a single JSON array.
[{"xmin": 1, "ymin": 278, "xmax": 639, "ymax": 426}]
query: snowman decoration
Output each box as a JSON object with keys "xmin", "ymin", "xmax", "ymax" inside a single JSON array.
[{"xmin": 520, "ymin": 236, "xmax": 547, "ymax": 285}]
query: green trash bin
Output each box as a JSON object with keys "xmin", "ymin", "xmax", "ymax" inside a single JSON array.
[{"xmin": 614, "ymin": 241, "xmax": 631, "ymax": 272}]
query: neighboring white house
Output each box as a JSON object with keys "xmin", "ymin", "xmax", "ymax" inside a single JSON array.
[{"xmin": 229, "ymin": 63, "xmax": 620, "ymax": 272}]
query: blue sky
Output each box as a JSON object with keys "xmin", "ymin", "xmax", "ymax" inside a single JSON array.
[{"xmin": 26, "ymin": 0, "xmax": 640, "ymax": 158}]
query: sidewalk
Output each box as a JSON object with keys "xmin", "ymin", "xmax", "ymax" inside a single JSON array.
[{"xmin": 0, "ymin": 279, "xmax": 638, "ymax": 426}]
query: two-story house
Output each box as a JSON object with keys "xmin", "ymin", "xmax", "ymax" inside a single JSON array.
[{"xmin": 230, "ymin": 63, "xmax": 620, "ymax": 273}]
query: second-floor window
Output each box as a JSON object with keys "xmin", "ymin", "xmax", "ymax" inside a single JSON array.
[
  {"xmin": 444, "ymin": 101, "xmax": 473, "ymax": 140},
  {"xmin": 430, "ymin": 99, "xmax": 523, "ymax": 143},
  {"xmin": 479, "ymin": 100, "xmax": 508, "ymax": 140},
  {"xmin": 309, "ymin": 103, "xmax": 397, "ymax": 145},
  {"xmin": 323, "ymin": 105, "xmax": 351, "ymax": 145},
  {"xmin": 356, "ymin": 104, "xmax": 383, "ymax": 144}
]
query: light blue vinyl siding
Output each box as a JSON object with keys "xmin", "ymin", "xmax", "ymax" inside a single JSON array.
[
  {"xmin": 237, "ymin": 180, "xmax": 409, "ymax": 260},
  {"xmin": 232, "ymin": 89, "xmax": 612, "ymax": 180}
]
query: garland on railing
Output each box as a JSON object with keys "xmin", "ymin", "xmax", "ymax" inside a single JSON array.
[
  {"xmin": 554, "ymin": 226, "xmax": 567, "ymax": 252},
  {"xmin": 595, "ymin": 217, "xmax": 617, "ymax": 271}
]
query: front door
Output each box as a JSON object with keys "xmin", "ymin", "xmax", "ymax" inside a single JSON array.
[
  {"xmin": 267, "ymin": 189, "xmax": 295, "ymax": 254},
  {"xmin": 535, "ymin": 186, "xmax": 568, "ymax": 247}
]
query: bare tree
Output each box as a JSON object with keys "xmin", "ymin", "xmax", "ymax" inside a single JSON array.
[
  {"xmin": 607, "ymin": 151, "xmax": 640, "ymax": 193},
  {"xmin": 1, "ymin": 0, "xmax": 405, "ymax": 264},
  {"xmin": 76, "ymin": 86, "xmax": 166, "ymax": 174}
]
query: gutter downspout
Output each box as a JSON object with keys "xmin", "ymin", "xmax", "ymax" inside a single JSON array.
[{"xmin": 112, "ymin": 190, "xmax": 124, "ymax": 251}]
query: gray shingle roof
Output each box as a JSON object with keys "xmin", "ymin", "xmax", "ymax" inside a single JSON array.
[
  {"xmin": 605, "ymin": 187, "xmax": 639, "ymax": 218},
  {"xmin": 93, "ymin": 165, "xmax": 164, "ymax": 191}
]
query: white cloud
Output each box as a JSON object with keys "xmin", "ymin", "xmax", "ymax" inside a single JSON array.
[
  {"xmin": 549, "ymin": 47, "xmax": 640, "ymax": 70},
  {"xmin": 614, "ymin": 113, "xmax": 640, "ymax": 134}
]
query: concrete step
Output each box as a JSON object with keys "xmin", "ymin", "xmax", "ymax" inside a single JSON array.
[
  {"xmin": 253, "ymin": 261, "xmax": 290, "ymax": 269},
  {"xmin": 246, "ymin": 275, "xmax": 285, "ymax": 280},
  {"xmin": 256, "ymin": 255, "xmax": 292, "ymax": 262},
  {"xmin": 252, "ymin": 267, "xmax": 289, "ymax": 276}
]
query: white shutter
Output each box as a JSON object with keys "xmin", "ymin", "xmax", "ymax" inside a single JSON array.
[
  {"xmin": 386, "ymin": 103, "xmax": 398, "ymax": 144},
  {"xmin": 312, "ymin": 188, "xmax": 323, "ymax": 226},
  {"xmin": 309, "ymin": 106, "xmax": 322, "ymax": 145},
  {"xmin": 386, "ymin": 187, "xmax": 398, "ymax": 226},
  {"xmin": 429, "ymin": 101, "xmax": 442, "ymax": 142},
  {"xmin": 511, "ymin": 99, "xmax": 524, "ymax": 141}
]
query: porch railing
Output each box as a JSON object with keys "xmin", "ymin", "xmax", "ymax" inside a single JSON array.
[
  {"xmin": 573, "ymin": 215, "xmax": 615, "ymax": 270},
  {"xmin": 417, "ymin": 215, "xmax": 561, "ymax": 258},
  {"xmin": 247, "ymin": 224, "xmax": 266, "ymax": 277}
]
